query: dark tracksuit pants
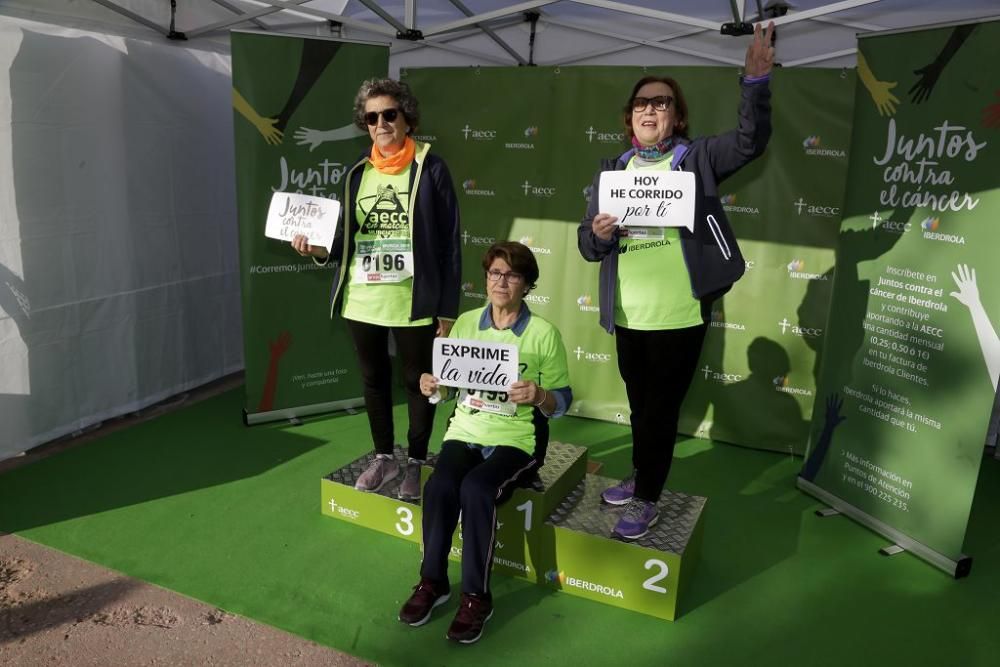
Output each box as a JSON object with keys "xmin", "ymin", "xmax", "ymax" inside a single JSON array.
[
  {"xmin": 615, "ymin": 323, "xmax": 708, "ymax": 502},
  {"xmin": 420, "ymin": 440, "xmax": 534, "ymax": 595},
  {"xmin": 345, "ymin": 319, "xmax": 437, "ymax": 460}
]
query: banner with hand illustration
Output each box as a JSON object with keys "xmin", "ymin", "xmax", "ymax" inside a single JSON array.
[
  {"xmin": 232, "ymin": 32, "xmax": 387, "ymax": 422},
  {"xmin": 799, "ymin": 19, "xmax": 1000, "ymax": 574}
]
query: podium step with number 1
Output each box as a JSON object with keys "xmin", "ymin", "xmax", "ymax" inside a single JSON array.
[{"xmin": 320, "ymin": 442, "xmax": 705, "ymax": 620}]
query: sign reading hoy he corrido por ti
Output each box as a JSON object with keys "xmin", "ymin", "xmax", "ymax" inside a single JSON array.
[
  {"xmin": 598, "ymin": 171, "xmax": 696, "ymax": 230},
  {"xmin": 264, "ymin": 191, "xmax": 341, "ymax": 251},
  {"xmin": 433, "ymin": 338, "xmax": 519, "ymax": 392}
]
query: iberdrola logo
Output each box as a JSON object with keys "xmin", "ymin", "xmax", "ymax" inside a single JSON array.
[
  {"xmin": 519, "ymin": 236, "xmax": 533, "ymax": 246},
  {"xmin": 720, "ymin": 193, "xmax": 736, "ymax": 205},
  {"xmin": 462, "ymin": 179, "xmax": 476, "ymax": 190},
  {"xmin": 802, "ymin": 135, "xmax": 821, "ymax": 148},
  {"xmin": 524, "ymin": 126, "xmax": 538, "ymax": 137},
  {"xmin": 921, "ymin": 216, "xmax": 940, "ymax": 231},
  {"xmin": 787, "ymin": 259, "xmax": 805, "ymax": 272},
  {"xmin": 577, "ymin": 294, "xmax": 598, "ymax": 313},
  {"xmin": 773, "ymin": 375, "xmax": 789, "ymax": 387},
  {"xmin": 544, "ymin": 569, "xmax": 566, "ymax": 584},
  {"xmin": 462, "ymin": 281, "xmax": 475, "ymax": 291}
]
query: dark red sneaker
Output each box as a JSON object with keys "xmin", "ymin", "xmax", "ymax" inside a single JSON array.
[
  {"xmin": 398, "ymin": 578, "xmax": 450, "ymax": 627},
  {"xmin": 446, "ymin": 593, "xmax": 494, "ymax": 644}
]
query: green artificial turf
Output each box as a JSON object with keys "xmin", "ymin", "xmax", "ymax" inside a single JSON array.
[{"xmin": 1, "ymin": 388, "xmax": 998, "ymax": 666}]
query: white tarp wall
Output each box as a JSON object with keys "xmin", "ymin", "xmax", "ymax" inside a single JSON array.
[{"xmin": 0, "ymin": 15, "xmax": 243, "ymax": 460}]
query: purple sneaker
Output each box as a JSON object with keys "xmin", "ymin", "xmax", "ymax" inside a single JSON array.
[
  {"xmin": 601, "ymin": 471, "xmax": 636, "ymax": 506},
  {"xmin": 613, "ymin": 498, "xmax": 659, "ymax": 540}
]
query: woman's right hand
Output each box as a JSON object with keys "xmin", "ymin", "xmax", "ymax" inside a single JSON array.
[
  {"xmin": 290, "ymin": 234, "xmax": 329, "ymax": 259},
  {"xmin": 591, "ymin": 213, "xmax": 619, "ymax": 242},
  {"xmin": 419, "ymin": 373, "xmax": 439, "ymax": 398}
]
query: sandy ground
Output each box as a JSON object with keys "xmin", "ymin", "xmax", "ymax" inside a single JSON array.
[
  {"xmin": 0, "ymin": 533, "xmax": 368, "ymax": 666},
  {"xmin": 0, "ymin": 375, "xmax": 370, "ymax": 666}
]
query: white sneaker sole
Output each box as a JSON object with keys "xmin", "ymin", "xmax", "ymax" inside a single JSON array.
[
  {"xmin": 401, "ymin": 592, "xmax": 450, "ymax": 627},
  {"xmin": 601, "ymin": 492, "xmax": 634, "ymax": 506},
  {"xmin": 614, "ymin": 512, "xmax": 659, "ymax": 540},
  {"xmin": 450, "ymin": 609, "xmax": 494, "ymax": 644}
]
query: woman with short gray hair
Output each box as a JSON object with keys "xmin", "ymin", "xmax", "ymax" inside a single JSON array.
[{"xmin": 292, "ymin": 78, "xmax": 461, "ymax": 500}]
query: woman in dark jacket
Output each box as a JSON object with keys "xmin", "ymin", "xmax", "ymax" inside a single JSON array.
[
  {"xmin": 577, "ymin": 22, "xmax": 774, "ymax": 540},
  {"xmin": 293, "ymin": 78, "xmax": 461, "ymax": 501}
]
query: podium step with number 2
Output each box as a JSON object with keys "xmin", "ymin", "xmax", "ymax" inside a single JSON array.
[{"xmin": 320, "ymin": 442, "xmax": 705, "ymax": 620}]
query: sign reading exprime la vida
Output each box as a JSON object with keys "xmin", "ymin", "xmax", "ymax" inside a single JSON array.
[
  {"xmin": 598, "ymin": 171, "xmax": 695, "ymax": 230},
  {"xmin": 265, "ymin": 191, "xmax": 341, "ymax": 251},
  {"xmin": 433, "ymin": 338, "xmax": 519, "ymax": 392}
]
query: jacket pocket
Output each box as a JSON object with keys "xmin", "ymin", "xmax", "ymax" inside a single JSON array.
[{"xmin": 705, "ymin": 214, "xmax": 732, "ymax": 260}]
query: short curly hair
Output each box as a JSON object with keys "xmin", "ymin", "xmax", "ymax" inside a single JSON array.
[
  {"xmin": 481, "ymin": 241, "xmax": 540, "ymax": 294},
  {"xmin": 352, "ymin": 78, "xmax": 420, "ymax": 135}
]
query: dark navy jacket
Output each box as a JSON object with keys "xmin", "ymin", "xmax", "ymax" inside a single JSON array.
[
  {"xmin": 578, "ymin": 78, "xmax": 772, "ymax": 334},
  {"xmin": 320, "ymin": 141, "xmax": 462, "ymax": 322}
]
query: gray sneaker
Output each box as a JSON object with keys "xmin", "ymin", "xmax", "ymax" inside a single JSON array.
[
  {"xmin": 398, "ymin": 459, "xmax": 423, "ymax": 500},
  {"xmin": 355, "ymin": 453, "xmax": 399, "ymax": 492}
]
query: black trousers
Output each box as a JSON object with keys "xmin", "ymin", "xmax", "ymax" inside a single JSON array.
[
  {"xmin": 345, "ymin": 319, "xmax": 437, "ymax": 460},
  {"xmin": 420, "ymin": 440, "xmax": 534, "ymax": 595},
  {"xmin": 615, "ymin": 323, "xmax": 708, "ymax": 502}
]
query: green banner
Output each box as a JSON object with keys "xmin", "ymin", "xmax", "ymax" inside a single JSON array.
[
  {"xmin": 231, "ymin": 33, "xmax": 387, "ymax": 422},
  {"xmin": 800, "ymin": 19, "xmax": 1000, "ymax": 570},
  {"xmin": 403, "ymin": 66, "xmax": 853, "ymax": 454}
]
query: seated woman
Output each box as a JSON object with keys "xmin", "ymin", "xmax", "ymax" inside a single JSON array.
[{"xmin": 398, "ymin": 241, "xmax": 572, "ymax": 644}]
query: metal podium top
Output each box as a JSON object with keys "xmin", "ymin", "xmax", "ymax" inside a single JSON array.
[
  {"xmin": 325, "ymin": 445, "xmax": 413, "ymax": 503},
  {"xmin": 547, "ymin": 475, "xmax": 707, "ymax": 554},
  {"xmin": 324, "ymin": 441, "xmax": 587, "ymax": 503}
]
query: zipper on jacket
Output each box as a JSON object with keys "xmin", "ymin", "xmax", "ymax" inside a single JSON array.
[
  {"xmin": 330, "ymin": 156, "xmax": 369, "ymax": 318},
  {"xmin": 406, "ymin": 144, "xmax": 429, "ymax": 320},
  {"xmin": 706, "ymin": 214, "xmax": 732, "ymax": 260}
]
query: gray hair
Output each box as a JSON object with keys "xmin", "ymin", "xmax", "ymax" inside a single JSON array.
[{"xmin": 352, "ymin": 78, "xmax": 420, "ymax": 134}]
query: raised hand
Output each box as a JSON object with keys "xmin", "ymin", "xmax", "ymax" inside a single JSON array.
[
  {"xmin": 950, "ymin": 263, "xmax": 981, "ymax": 308},
  {"xmin": 857, "ymin": 52, "xmax": 899, "ymax": 117},
  {"xmin": 232, "ymin": 88, "xmax": 284, "ymax": 145},
  {"xmin": 744, "ymin": 21, "xmax": 776, "ymax": 78},
  {"xmin": 909, "ymin": 62, "xmax": 943, "ymax": 104},
  {"xmin": 293, "ymin": 124, "xmax": 367, "ymax": 152},
  {"xmin": 823, "ymin": 393, "xmax": 846, "ymax": 433}
]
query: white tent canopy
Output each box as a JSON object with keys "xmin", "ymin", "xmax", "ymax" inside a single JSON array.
[{"xmin": 5, "ymin": 0, "xmax": 1000, "ymax": 72}]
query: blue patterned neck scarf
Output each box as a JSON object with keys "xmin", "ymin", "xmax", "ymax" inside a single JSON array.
[{"xmin": 632, "ymin": 135, "xmax": 675, "ymax": 161}]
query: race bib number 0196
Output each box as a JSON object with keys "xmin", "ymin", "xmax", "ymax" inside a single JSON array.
[{"xmin": 352, "ymin": 239, "xmax": 414, "ymax": 283}]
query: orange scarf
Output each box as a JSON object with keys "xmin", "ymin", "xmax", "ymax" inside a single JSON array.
[{"xmin": 369, "ymin": 136, "xmax": 416, "ymax": 175}]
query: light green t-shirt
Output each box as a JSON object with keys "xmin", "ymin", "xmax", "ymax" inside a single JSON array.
[
  {"xmin": 614, "ymin": 154, "xmax": 703, "ymax": 330},
  {"xmin": 443, "ymin": 306, "xmax": 571, "ymax": 455},
  {"xmin": 341, "ymin": 163, "xmax": 433, "ymax": 327}
]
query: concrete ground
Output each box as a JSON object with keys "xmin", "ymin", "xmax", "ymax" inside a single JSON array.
[{"xmin": 0, "ymin": 375, "xmax": 369, "ymax": 666}]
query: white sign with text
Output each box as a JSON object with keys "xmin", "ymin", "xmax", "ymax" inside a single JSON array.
[
  {"xmin": 599, "ymin": 170, "xmax": 695, "ymax": 230},
  {"xmin": 265, "ymin": 191, "xmax": 340, "ymax": 251},
  {"xmin": 433, "ymin": 338, "xmax": 520, "ymax": 392}
]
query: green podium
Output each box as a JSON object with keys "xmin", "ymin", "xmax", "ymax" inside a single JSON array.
[{"xmin": 321, "ymin": 442, "xmax": 705, "ymax": 621}]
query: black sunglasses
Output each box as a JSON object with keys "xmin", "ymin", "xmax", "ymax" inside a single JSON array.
[
  {"xmin": 631, "ymin": 95, "xmax": 674, "ymax": 112},
  {"xmin": 364, "ymin": 108, "xmax": 400, "ymax": 126}
]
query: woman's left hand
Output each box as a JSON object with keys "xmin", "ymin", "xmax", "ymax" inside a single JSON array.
[
  {"xmin": 744, "ymin": 21, "xmax": 775, "ymax": 77},
  {"xmin": 436, "ymin": 319, "xmax": 454, "ymax": 337},
  {"xmin": 509, "ymin": 380, "xmax": 543, "ymax": 406}
]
